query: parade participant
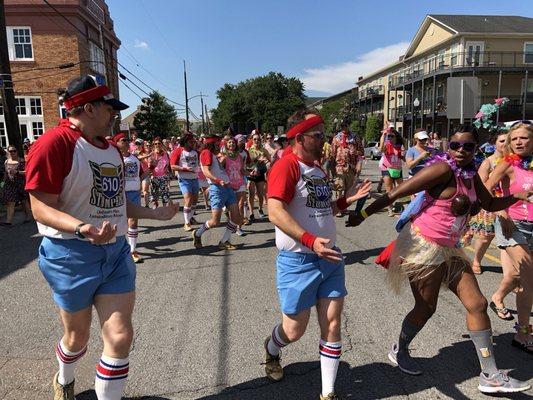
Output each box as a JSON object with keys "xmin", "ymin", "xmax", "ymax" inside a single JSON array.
[
  {"xmin": 379, "ymin": 127, "xmax": 405, "ymax": 216},
  {"xmin": 429, "ymin": 131, "xmax": 444, "ymax": 152},
  {"xmin": 247, "ymin": 132, "xmax": 271, "ymax": 221},
  {"xmin": 321, "ymin": 136, "xmax": 334, "ymax": 178},
  {"xmin": 485, "ymin": 122, "xmax": 533, "ymax": 353},
  {"xmin": 197, "ymin": 137, "xmax": 211, "ymax": 211},
  {"xmin": 272, "ymin": 135, "xmax": 288, "ymax": 165},
  {"xmin": 25, "ymin": 75, "xmax": 178, "ymax": 400},
  {"xmin": 0, "ymin": 145, "xmax": 32, "ymax": 226},
  {"xmin": 170, "ymin": 133, "xmax": 200, "ymax": 231},
  {"xmin": 115, "ymin": 133, "xmax": 149, "ymax": 263},
  {"xmin": 263, "ymin": 132, "xmax": 279, "ymax": 160},
  {"xmin": 192, "ymin": 134, "xmax": 243, "ymax": 249},
  {"xmin": 405, "ymin": 130, "xmax": 433, "ymax": 178},
  {"xmin": 222, "ymin": 136, "xmax": 247, "ymax": 236},
  {"xmin": 263, "ymin": 109, "xmax": 371, "ymax": 400},
  {"xmin": 236, "ymin": 134, "xmax": 252, "ymax": 224},
  {"xmin": 332, "ymin": 122, "xmax": 362, "ymax": 204},
  {"xmin": 465, "ymin": 132, "xmax": 507, "ymax": 275},
  {"xmin": 148, "ymin": 138, "xmax": 171, "ymax": 208},
  {"xmin": 346, "ymin": 126, "xmax": 531, "ymax": 394},
  {"xmin": 137, "ymin": 141, "xmax": 152, "ymax": 207}
]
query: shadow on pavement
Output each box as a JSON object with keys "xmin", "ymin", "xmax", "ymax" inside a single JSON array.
[
  {"xmin": 77, "ymin": 391, "xmax": 172, "ymax": 400},
  {"xmin": 197, "ymin": 333, "xmax": 533, "ymax": 400},
  {"xmin": 0, "ymin": 222, "xmax": 40, "ymax": 281},
  {"xmin": 342, "ymin": 246, "xmax": 384, "ymax": 266}
]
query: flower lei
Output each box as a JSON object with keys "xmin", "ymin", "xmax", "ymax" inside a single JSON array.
[
  {"xmin": 502, "ymin": 153, "xmax": 533, "ymax": 171},
  {"xmin": 425, "ymin": 153, "xmax": 477, "ymax": 179},
  {"xmin": 225, "ymin": 150, "xmax": 238, "ymax": 159}
]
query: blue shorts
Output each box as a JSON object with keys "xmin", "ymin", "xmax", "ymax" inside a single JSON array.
[
  {"xmin": 38, "ymin": 236, "xmax": 136, "ymax": 313},
  {"xmin": 209, "ymin": 184, "xmax": 237, "ymax": 209},
  {"xmin": 179, "ymin": 178, "xmax": 200, "ymax": 195},
  {"xmin": 495, "ymin": 219, "xmax": 533, "ymax": 251},
  {"xmin": 276, "ymin": 250, "xmax": 347, "ymax": 315},
  {"xmin": 125, "ymin": 190, "xmax": 141, "ymax": 206}
]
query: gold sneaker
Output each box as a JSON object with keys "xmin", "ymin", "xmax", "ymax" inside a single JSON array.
[
  {"xmin": 53, "ymin": 371, "xmax": 75, "ymax": 400},
  {"xmin": 218, "ymin": 241, "xmax": 237, "ymax": 250},
  {"xmin": 320, "ymin": 393, "xmax": 339, "ymax": 400},
  {"xmin": 183, "ymin": 223, "xmax": 193, "ymax": 232},
  {"xmin": 192, "ymin": 230, "xmax": 203, "ymax": 249},
  {"xmin": 262, "ymin": 336, "xmax": 283, "ymax": 382}
]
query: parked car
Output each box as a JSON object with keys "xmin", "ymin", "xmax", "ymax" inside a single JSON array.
[{"xmin": 364, "ymin": 142, "xmax": 382, "ymax": 160}]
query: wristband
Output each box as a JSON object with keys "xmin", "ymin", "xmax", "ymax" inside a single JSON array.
[
  {"xmin": 214, "ymin": 178, "xmax": 222, "ymax": 185},
  {"xmin": 360, "ymin": 209, "xmax": 369, "ymax": 219},
  {"xmin": 301, "ymin": 231, "xmax": 317, "ymax": 250},
  {"xmin": 336, "ymin": 196, "xmax": 349, "ymax": 211}
]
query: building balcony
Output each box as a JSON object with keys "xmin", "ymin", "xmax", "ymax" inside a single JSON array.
[{"xmin": 389, "ymin": 51, "xmax": 533, "ymax": 89}]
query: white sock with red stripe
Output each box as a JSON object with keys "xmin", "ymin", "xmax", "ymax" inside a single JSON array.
[
  {"xmin": 127, "ymin": 228, "xmax": 138, "ymax": 252},
  {"xmin": 55, "ymin": 340, "xmax": 87, "ymax": 385},
  {"xmin": 221, "ymin": 220, "xmax": 237, "ymax": 243},
  {"xmin": 183, "ymin": 206, "xmax": 192, "ymax": 224},
  {"xmin": 267, "ymin": 324, "xmax": 289, "ymax": 356},
  {"xmin": 94, "ymin": 355, "xmax": 129, "ymax": 400},
  {"xmin": 319, "ymin": 339, "xmax": 341, "ymax": 397}
]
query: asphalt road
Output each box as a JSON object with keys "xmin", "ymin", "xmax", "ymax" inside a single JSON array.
[{"xmin": 0, "ymin": 160, "xmax": 531, "ymax": 400}]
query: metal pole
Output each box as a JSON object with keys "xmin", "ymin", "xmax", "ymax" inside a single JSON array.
[
  {"xmin": 204, "ymin": 103, "xmax": 210, "ymax": 134},
  {"xmin": 421, "ymin": 78, "xmax": 424, "ymax": 131},
  {"xmin": 0, "ymin": 0, "xmax": 22, "ymax": 154},
  {"xmin": 432, "ymin": 75, "xmax": 436, "ymax": 132},
  {"xmin": 496, "ymin": 70, "xmax": 502, "ymax": 123},
  {"xmin": 523, "ymin": 70, "xmax": 528, "ymax": 120},
  {"xmin": 394, "ymin": 89, "xmax": 398, "ymax": 130},
  {"xmin": 200, "ymin": 92, "xmax": 206, "ymax": 134},
  {"xmin": 460, "ymin": 78, "xmax": 465, "ymax": 125},
  {"xmin": 98, "ymin": 24, "xmax": 108, "ymax": 83},
  {"xmin": 183, "ymin": 60, "xmax": 190, "ymax": 132}
]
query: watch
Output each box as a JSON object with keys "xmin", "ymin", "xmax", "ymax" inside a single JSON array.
[{"xmin": 75, "ymin": 223, "xmax": 86, "ymax": 239}]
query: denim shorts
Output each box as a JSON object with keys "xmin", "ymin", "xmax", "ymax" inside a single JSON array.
[
  {"xmin": 276, "ymin": 250, "xmax": 347, "ymax": 315},
  {"xmin": 179, "ymin": 178, "xmax": 200, "ymax": 195},
  {"xmin": 494, "ymin": 219, "xmax": 533, "ymax": 251},
  {"xmin": 209, "ymin": 184, "xmax": 237, "ymax": 209},
  {"xmin": 38, "ymin": 236, "xmax": 136, "ymax": 312},
  {"xmin": 125, "ymin": 190, "xmax": 141, "ymax": 206}
]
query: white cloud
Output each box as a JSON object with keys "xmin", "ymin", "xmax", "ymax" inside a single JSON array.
[
  {"xmin": 134, "ymin": 39, "xmax": 149, "ymax": 50},
  {"xmin": 301, "ymin": 41, "xmax": 410, "ymax": 94}
]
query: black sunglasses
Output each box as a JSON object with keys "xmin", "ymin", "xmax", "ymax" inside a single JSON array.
[
  {"xmin": 301, "ymin": 131, "xmax": 325, "ymax": 140},
  {"xmin": 449, "ymin": 141, "xmax": 476, "ymax": 152},
  {"xmin": 511, "ymin": 120, "xmax": 532, "ymax": 127},
  {"xmin": 8, "ymin": 149, "xmax": 17, "ymax": 153}
]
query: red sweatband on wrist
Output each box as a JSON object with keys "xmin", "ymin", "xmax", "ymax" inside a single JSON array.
[
  {"xmin": 301, "ymin": 231, "xmax": 317, "ymax": 250},
  {"xmin": 336, "ymin": 196, "xmax": 349, "ymax": 211},
  {"xmin": 214, "ymin": 178, "xmax": 222, "ymax": 185}
]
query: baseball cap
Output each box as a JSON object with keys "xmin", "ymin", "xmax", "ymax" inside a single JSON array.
[
  {"xmin": 23, "ymin": 138, "xmax": 31, "ymax": 143},
  {"xmin": 415, "ymin": 131, "xmax": 430, "ymax": 140},
  {"xmin": 135, "ymin": 138, "xmax": 144, "ymax": 145},
  {"xmin": 63, "ymin": 75, "xmax": 128, "ymax": 111}
]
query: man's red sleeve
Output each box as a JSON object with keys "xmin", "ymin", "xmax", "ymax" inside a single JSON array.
[
  {"xmin": 170, "ymin": 147, "xmax": 183, "ymax": 165},
  {"xmin": 200, "ymin": 149, "xmax": 213, "ymax": 166},
  {"xmin": 267, "ymin": 154, "xmax": 300, "ymax": 203}
]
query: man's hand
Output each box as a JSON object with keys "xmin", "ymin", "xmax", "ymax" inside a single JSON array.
[
  {"xmin": 81, "ymin": 221, "xmax": 117, "ymax": 245},
  {"xmin": 312, "ymin": 237, "xmax": 343, "ymax": 263},
  {"xmin": 345, "ymin": 179, "xmax": 372, "ymax": 204},
  {"xmin": 152, "ymin": 199, "xmax": 179, "ymax": 221},
  {"xmin": 345, "ymin": 211, "xmax": 365, "ymax": 227}
]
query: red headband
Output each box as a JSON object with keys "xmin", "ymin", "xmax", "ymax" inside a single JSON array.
[
  {"xmin": 204, "ymin": 137, "xmax": 220, "ymax": 144},
  {"xmin": 286, "ymin": 115, "xmax": 324, "ymax": 139},
  {"xmin": 63, "ymin": 85, "xmax": 112, "ymax": 110},
  {"xmin": 112, "ymin": 133, "xmax": 126, "ymax": 143}
]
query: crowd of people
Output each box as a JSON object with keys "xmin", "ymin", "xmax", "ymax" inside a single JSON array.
[{"xmin": 3, "ymin": 74, "xmax": 532, "ymax": 399}]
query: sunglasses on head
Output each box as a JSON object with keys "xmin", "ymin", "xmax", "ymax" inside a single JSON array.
[
  {"xmin": 449, "ymin": 141, "xmax": 476, "ymax": 152},
  {"xmin": 511, "ymin": 120, "xmax": 532, "ymax": 127}
]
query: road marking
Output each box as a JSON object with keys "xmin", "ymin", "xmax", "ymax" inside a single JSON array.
[{"xmin": 464, "ymin": 246, "xmax": 501, "ymax": 265}]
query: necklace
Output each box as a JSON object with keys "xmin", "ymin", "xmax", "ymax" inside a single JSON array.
[
  {"xmin": 503, "ymin": 153, "xmax": 533, "ymax": 170},
  {"xmin": 425, "ymin": 153, "xmax": 476, "ymax": 179}
]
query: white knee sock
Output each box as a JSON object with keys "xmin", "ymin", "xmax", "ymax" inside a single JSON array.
[
  {"xmin": 220, "ymin": 220, "xmax": 237, "ymax": 243},
  {"xmin": 94, "ymin": 355, "xmax": 129, "ymax": 400},
  {"xmin": 55, "ymin": 340, "xmax": 87, "ymax": 385},
  {"xmin": 319, "ymin": 339, "xmax": 341, "ymax": 397},
  {"xmin": 243, "ymin": 203, "xmax": 249, "ymax": 219},
  {"xmin": 195, "ymin": 221, "xmax": 210, "ymax": 237},
  {"xmin": 183, "ymin": 207, "xmax": 192, "ymax": 224},
  {"xmin": 267, "ymin": 324, "xmax": 289, "ymax": 356},
  {"xmin": 127, "ymin": 228, "xmax": 138, "ymax": 252}
]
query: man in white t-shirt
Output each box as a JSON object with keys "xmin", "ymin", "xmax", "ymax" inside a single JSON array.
[
  {"xmin": 262, "ymin": 109, "xmax": 370, "ymax": 399},
  {"xmin": 25, "ymin": 75, "xmax": 178, "ymax": 400}
]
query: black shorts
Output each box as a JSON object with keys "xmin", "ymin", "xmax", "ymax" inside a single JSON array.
[{"xmin": 248, "ymin": 174, "xmax": 266, "ymax": 183}]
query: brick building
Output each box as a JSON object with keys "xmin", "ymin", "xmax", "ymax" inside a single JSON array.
[{"xmin": 1, "ymin": 0, "xmax": 121, "ymax": 147}]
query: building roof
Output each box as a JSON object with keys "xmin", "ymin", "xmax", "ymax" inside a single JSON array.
[{"xmin": 429, "ymin": 14, "xmax": 533, "ymax": 34}]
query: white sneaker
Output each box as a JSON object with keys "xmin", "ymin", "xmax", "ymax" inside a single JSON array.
[{"xmin": 236, "ymin": 228, "xmax": 246, "ymax": 236}]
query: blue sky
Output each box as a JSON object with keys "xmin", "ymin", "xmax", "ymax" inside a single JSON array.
[{"xmin": 108, "ymin": 0, "xmax": 533, "ymax": 121}]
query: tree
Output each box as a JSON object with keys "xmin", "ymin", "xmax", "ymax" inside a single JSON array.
[
  {"xmin": 212, "ymin": 72, "xmax": 305, "ymax": 133},
  {"xmin": 364, "ymin": 115, "xmax": 381, "ymax": 143},
  {"xmin": 350, "ymin": 119, "xmax": 363, "ymax": 137},
  {"xmin": 133, "ymin": 91, "xmax": 181, "ymax": 140}
]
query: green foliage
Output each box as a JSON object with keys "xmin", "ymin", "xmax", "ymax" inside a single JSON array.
[
  {"xmin": 211, "ymin": 72, "xmax": 305, "ymax": 133},
  {"xmin": 320, "ymin": 99, "xmax": 344, "ymax": 135},
  {"xmin": 133, "ymin": 91, "xmax": 181, "ymax": 140},
  {"xmin": 349, "ymin": 119, "xmax": 363, "ymax": 137},
  {"xmin": 364, "ymin": 115, "xmax": 381, "ymax": 143}
]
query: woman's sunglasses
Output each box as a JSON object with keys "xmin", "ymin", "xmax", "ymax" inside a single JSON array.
[
  {"xmin": 8, "ymin": 149, "xmax": 17, "ymax": 153},
  {"xmin": 449, "ymin": 141, "xmax": 476, "ymax": 152},
  {"xmin": 511, "ymin": 120, "xmax": 532, "ymax": 127}
]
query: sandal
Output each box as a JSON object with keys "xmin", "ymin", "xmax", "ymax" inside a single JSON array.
[
  {"xmin": 472, "ymin": 264, "xmax": 482, "ymax": 275},
  {"xmin": 489, "ymin": 301, "xmax": 514, "ymax": 321}
]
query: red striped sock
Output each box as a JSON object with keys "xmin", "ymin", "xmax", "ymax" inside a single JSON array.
[
  {"xmin": 55, "ymin": 340, "xmax": 87, "ymax": 385},
  {"xmin": 95, "ymin": 355, "xmax": 129, "ymax": 400}
]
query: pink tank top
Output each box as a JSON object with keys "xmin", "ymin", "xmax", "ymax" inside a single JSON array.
[
  {"xmin": 412, "ymin": 176, "xmax": 477, "ymax": 247},
  {"xmin": 381, "ymin": 143, "xmax": 402, "ymax": 171},
  {"xmin": 507, "ymin": 167, "xmax": 533, "ymax": 221},
  {"xmin": 225, "ymin": 154, "xmax": 245, "ymax": 190},
  {"xmin": 152, "ymin": 153, "xmax": 169, "ymax": 177}
]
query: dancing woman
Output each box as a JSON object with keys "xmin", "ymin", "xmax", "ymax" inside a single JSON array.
[{"xmin": 347, "ymin": 126, "xmax": 531, "ymax": 394}]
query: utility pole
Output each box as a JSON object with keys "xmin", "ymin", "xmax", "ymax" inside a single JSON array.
[
  {"xmin": 98, "ymin": 24, "xmax": 108, "ymax": 84},
  {"xmin": 0, "ymin": 0, "xmax": 22, "ymax": 155},
  {"xmin": 204, "ymin": 103, "xmax": 210, "ymax": 134},
  {"xmin": 183, "ymin": 60, "xmax": 190, "ymax": 132},
  {"xmin": 200, "ymin": 91, "xmax": 205, "ymax": 134}
]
